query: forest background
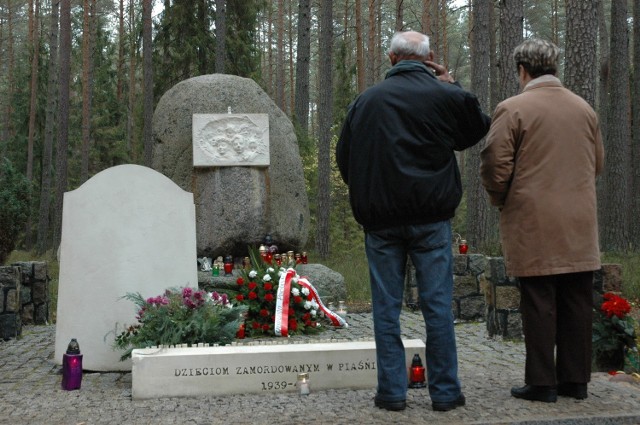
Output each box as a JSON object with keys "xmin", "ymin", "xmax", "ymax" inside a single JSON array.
[{"xmin": 1, "ymin": 0, "xmax": 640, "ymax": 311}]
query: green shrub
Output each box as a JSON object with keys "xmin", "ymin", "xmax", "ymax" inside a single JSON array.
[{"xmin": 0, "ymin": 158, "xmax": 31, "ymax": 265}]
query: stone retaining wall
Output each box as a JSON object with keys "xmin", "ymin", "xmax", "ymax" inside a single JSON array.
[
  {"xmin": 0, "ymin": 262, "xmax": 50, "ymax": 340},
  {"xmin": 405, "ymin": 255, "xmax": 622, "ymax": 341}
]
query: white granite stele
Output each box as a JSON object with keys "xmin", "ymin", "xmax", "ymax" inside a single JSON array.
[
  {"xmin": 131, "ymin": 339, "xmax": 426, "ymax": 399},
  {"xmin": 192, "ymin": 113, "xmax": 270, "ymax": 167},
  {"xmin": 54, "ymin": 164, "xmax": 198, "ymax": 372}
]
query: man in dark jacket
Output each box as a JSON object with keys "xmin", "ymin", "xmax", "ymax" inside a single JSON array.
[{"xmin": 336, "ymin": 30, "xmax": 490, "ymax": 412}]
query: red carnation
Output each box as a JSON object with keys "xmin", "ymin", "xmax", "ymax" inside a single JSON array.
[
  {"xmin": 260, "ymin": 309, "xmax": 269, "ymax": 317},
  {"xmin": 294, "ymin": 296, "xmax": 303, "ymax": 304},
  {"xmin": 248, "ymin": 291, "xmax": 258, "ymax": 300},
  {"xmin": 236, "ymin": 277, "xmax": 244, "ymax": 285},
  {"xmin": 264, "ymin": 283, "xmax": 273, "ymax": 291},
  {"xmin": 262, "ymin": 324, "xmax": 270, "ymax": 332},
  {"xmin": 235, "ymin": 294, "xmax": 244, "ymax": 302},
  {"xmin": 303, "ymin": 312, "xmax": 311, "ymax": 321},
  {"xmin": 288, "ymin": 307, "xmax": 295, "ymax": 315},
  {"xmin": 289, "ymin": 319, "xmax": 298, "ymax": 331},
  {"xmin": 248, "ymin": 282, "xmax": 258, "ymax": 290},
  {"xmin": 307, "ymin": 294, "xmax": 314, "ymax": 301},
  {"xmin": 252, "ymin": 321, "xmax": 260, "ymax": 329},
  {"xmin": 264, "ymin": 293, "xmax": 274, "ymax": 302}
]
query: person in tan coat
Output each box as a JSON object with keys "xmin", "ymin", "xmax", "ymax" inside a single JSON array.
[{"xmin": 480, "ymin": 38, "xmax": 604, "ymax": 403}]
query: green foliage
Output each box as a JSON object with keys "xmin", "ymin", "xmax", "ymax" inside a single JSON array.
[
  {"xmin": 0, "ymin": 158, "xmax": 32, "ymax": 264},
  {"xmin": 113, "ymin": 287, "xmax": 246, "ymax": 361},
  {"xmin": 602, "ymin": 252, "xmax": 640, "ymax": 301}
]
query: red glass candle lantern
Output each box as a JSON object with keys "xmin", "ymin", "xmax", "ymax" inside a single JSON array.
[
  {"xmin": 259, "ymin": 244, "xmax": 268, "ymax": 262},
  {"xmin": 301, "ymin": 252, "xmax": 308, "ymax": 264},
  {"xmin": 408, "ymin": 354, "xmax": 426, "ymax": 388},
  {"xmin": 223, "ymin": 255, "xmax": 234, "ymax": 275},
  {"xmin": 458, "ymin": 239, "xmax": 469, "ymax": 255},
  {"xmin": 61, "ymin": 338, "xmax": 83, "ymax": 391}
]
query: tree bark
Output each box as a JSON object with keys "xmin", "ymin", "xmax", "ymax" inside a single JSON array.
[
  {"xmin": 632, "ymin": 0, "xmax": 640, "ymax": 246},
  {"xmin": 215, "ymin": 0, "xmax": 226, "ymax": 73},
  {"xmin": 275, "ymin": 0, "xmax": 286, "ymax": 110},
  {"xmin": 53, "ymin": 0, "xmax": 72, "ymax": 249},
  {"xmin": 36, "ymin": 0, "xmax": 60, "ymax": 255},
  {"xmin": 316, "ymin": 0, "xmax": 333, "ymax": 258},
  {"xmin": 355, "ymin": 0, "xmax": 365, "ymax": 92},
  {"xmin": 601, "ymin": 0, "xmax": 631, "ymax": 251},
  {"xmin": 81, "ymin": 0, "xmax": 92, "ymax": 183},
  {"xmin": 465, "ymin": 0, "xmax": 498, "ymax": 253},
  {"xmin": 142, "ymin": 0, "xmax": 153, "ymax": 167},
  {"xmin": 564, "ymin": 0, "xmax": 597, "ymax": 108},
  {"xmin": 127, "ymin": 0, "xmax": 137, "ymax": 160},
  {"xmin": 294, "ymin": 0, "xmax": 311, "ymax": 131},
  {"xmin": 498, "ymin": 0, "xmax": 522, "ymax": 102}
]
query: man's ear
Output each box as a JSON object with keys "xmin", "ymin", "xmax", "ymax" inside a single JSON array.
[
  {"xmin": 427, "ymin": 51, "xmax": 434, "ymax": 62},
  {"xmin": 389, "ymin": 51, "xmax": 397, "ymax": 65}
]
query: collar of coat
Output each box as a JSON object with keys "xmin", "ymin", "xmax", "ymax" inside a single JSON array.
[
  {"xmin": 523, "ymin": 74, "xmax": 562, "ymax": 91},
  {"xmin": 385, "ymin": 60, "xmax": 435, "ymax": 79}
]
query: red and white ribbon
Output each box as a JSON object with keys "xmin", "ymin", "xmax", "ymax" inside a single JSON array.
[
  {"xmin": 298, "ymin": 276, "xmax": 348, "ymax": 329},
  {"xmin": 274, "ymin": 268, "xmax": 295, "ymax": 336},
  {"xmin": 274, "ymin": 268, "xmax": 348, "ymax": 336}
]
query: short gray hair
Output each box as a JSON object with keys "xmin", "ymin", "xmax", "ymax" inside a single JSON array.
[
  {"xmin": 513, "ymin": 38, "xmax": 559, "ymax": 78},
  {"xmin": 389, "ymin": 31, "xmax": 430, "ymax": 58}
]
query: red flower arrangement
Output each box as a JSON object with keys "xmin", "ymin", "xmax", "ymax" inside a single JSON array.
[
  {"xmin": 593, "ymin": 292, "xmax": 638, "ymax": 372},
  {"xmin": 232, "ymin": 250, "xmax": 347, "ymax": 338}
]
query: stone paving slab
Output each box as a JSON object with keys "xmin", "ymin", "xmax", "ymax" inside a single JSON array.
[{"xmin": 1, "ymin": 312, "xmax": 639, "ymax": 425}]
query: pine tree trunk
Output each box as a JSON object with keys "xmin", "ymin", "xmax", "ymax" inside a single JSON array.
[
  {"xmin": 632, "ymin": 0, "xmax": 640, "ymax": 246},
  {"xmin": 36, "ymin": 0, "xmax": 59, "ymax": 255},
  {"xmin": 601, "ymin": 0, "xmax": 631, "ymax": 251},
  {"xmin": 465, "ymin": 0, "xmax": 497, "ymax": 253},
  {"xmin": 142, "ymin": 0, "xmax": 153, "ymax": 167},
  {"xmin": 127, "ymin": 0, "xmax": 137, "ymax": 160},
  {"xmin": 565, "ymin": 0, "xmax": 597, "ymax": 108},
  {"xmin": 215, "ymin": 0, "xmax": 226, "ymax": 73},
  {"xmin": 355, "ymin": 0, "xmax": 365, "ymax": 92},
  {"xmin": 294, "ymin": 0, "xmax": 311, "ymax": 131},
  {"xmin": 497, "ymin": 0, "xmax": 522, "ymax": 102},
  {"xmin": 316, "ymin": 0, "xmax": 333, "ymax": 259},
  {"xmin": 81, "ymin": 0, "xmax": 92, "ymax": 183},
  {"xmin": 25, "ymin": 0, "xmax": 40, "ymax": 249},
  {"xmin": 53, "ymin": 0, "xmax": 72, "ymax": 250}
]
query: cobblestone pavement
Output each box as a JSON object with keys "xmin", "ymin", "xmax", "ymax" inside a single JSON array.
[{"xmin": 1, "ymin": 312, "xmax": 640, "ymax": 425}]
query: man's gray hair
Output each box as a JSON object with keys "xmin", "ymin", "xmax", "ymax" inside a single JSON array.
[
  {"xmin": 389, "ymin": 31, "xmax": 430, "ymax": 58},
  {"xmin": 513, "ymin": 38, "xmax": 559, "ymax": 78}
]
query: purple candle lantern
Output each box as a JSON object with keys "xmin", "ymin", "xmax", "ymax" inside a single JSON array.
[{"xmin": 61, "ymin": 338, "xmax": 83, "ymax": 391}]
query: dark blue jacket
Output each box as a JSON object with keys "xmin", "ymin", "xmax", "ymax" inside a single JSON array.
[{"xmin": 336, "ymin": 60, "xmax": 491, "ymax": 231}]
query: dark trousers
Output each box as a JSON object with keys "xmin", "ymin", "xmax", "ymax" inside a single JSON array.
[{"xmin": 519, "ymin": 272, "xmax": 593, "ymax": 386}]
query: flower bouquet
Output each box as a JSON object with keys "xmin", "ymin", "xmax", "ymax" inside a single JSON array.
[
  {"xmin": 233, "ymin": 250, "xmax": 347, "ymax": 338},
  {"xmin": 592, "ymin": 292, "xmax": 638, "ymax": 372},
  {"xmin": 113, "ymin": 287, "xmax": 246, "ymax": 361}
]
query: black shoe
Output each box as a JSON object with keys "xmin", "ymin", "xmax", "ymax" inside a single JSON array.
[
  {"xmin": 557, "ymin": 383, "xmax": 588, "ymax": 400},
  {"xmin": 432, "ymin": 393, "xmax": 466, "ymax": 412},
  {"xmin": 510, "ymin": 385, "xmax": 557, "ymax": 403},
  {"xmin": 374, "ymin": 396, "xmax": 406, "ymax": 411}
]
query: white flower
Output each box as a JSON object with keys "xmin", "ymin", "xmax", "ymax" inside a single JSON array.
[
  {"xmin": 267, "ymin": 267, "xmax": 275, "ymax": 273},
  {"xmin": 278, "ymin": 270, "xmax": 283, "ymax": 277},
  {"xmin": 311, "ymin": 309, "xmax": 317, "ymax": 317},
  {"xmin": 248, "ymin": 270, "xmax": 258, "ymax": 278},
  {"xmin": 292, "ymin": 277, "xmax": 299, "ymax": 284},
  {"xmin": 291, "ymin": 288, "xmax": 300, "ymax": 297},
  {"xmin": 311, "ymin": 300, "xmax": 318, "ymax": 310},
  {"xmin": 301, "ymin": 287, "xmax": 310, "ymax": 296},
  {"xmin": 304, "ymin": 301, "xmax": 312, "ymax": 310},
  {"xmin": 263, "ymin": 274, "xmax": 272, "ymax": 282}
]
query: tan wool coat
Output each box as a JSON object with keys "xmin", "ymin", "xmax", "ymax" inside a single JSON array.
[{"xmin": 480, "ymin": 76, "xmax": 604, "ymax": 277}]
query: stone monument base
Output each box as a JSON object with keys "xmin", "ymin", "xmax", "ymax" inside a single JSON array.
[{"xmin": 132, "ymin": 339, "xmax": 425, "ymax": 399}]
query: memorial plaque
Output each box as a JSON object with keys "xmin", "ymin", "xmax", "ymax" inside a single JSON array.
[
  {"xmin": 132, "ymin": 339, "xmax": 426, "ymax": 399},
  {"xmin": 192, "ymin": 113, "xmax": 270, "ymax": 167}
]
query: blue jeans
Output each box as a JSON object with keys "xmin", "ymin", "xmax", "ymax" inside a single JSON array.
[{"xmin": 365, "ymin": 220, "xmax": 461, "ymax": 403}]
